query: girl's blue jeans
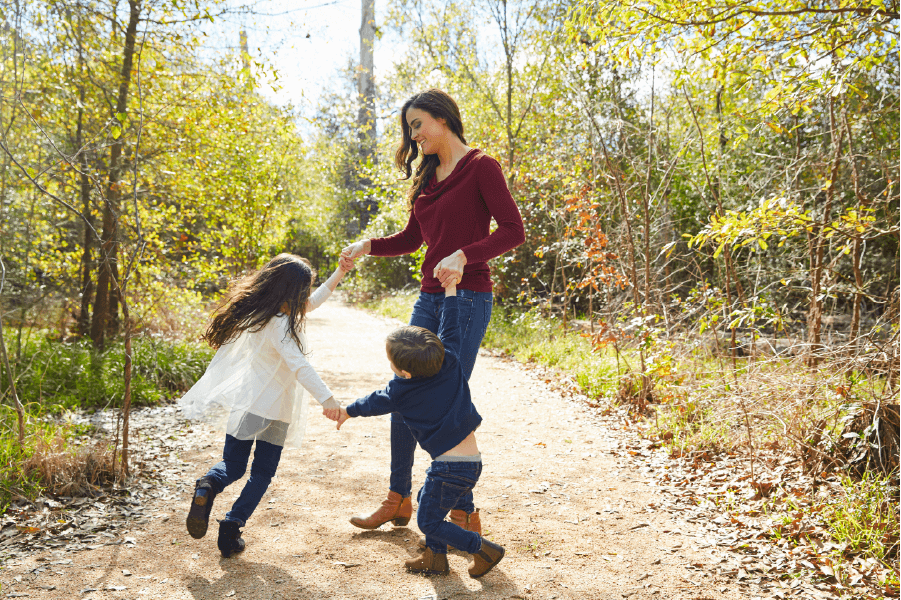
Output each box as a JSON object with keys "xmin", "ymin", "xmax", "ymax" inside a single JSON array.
[
  {"xmin": 389, "ymin": 289, "xmax": 493, "ymax": 498},
  {"xmin": 416, "ymin": 461, "xmax": 483, "ymax": 554},
  {"xmin": 202, "ymin": 434, "xmax": 283, "ymax": 525}
]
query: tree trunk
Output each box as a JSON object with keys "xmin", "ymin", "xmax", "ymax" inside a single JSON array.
[
  {"xmin": 642, "ymin": 67, "xmax": 655, "ymax": 314},
  {"xmin": 504, "ymin": 2, "xmax": 514, "ymax": 173},
  {"xmin": 714, "ymin": 86, "xmax": 743, "ymax": 364},
  {"xmin": 119, "ymin": 291, "xmax": 133, "ymax": 476},
  {"xmin": 16, "ymin": 189, "xmax": 37, "ymax": 360},
  {"xmin": 0, "ymin": 283, "xmax": 24, "ymax": 445},
  {"xmin": 842, "ymin": 109, "xmax": 865, "ymax": 350},
  {"xmin": 75, "ymin": 55, "xmax": 93, "ymax": 336},
  {"xmin": 239, "ymin": 29, "xmax": 251, "ymax": 90},
  {"xmin": 90, "ymin": 0, "xmax": 141, "ymax": 349},
  {"xmin": 351, "ymin": 0, "xmax": 377, "ymax": 232},
  {"xmin": 596, "ymin": 128, "xmax": 647, "ymax": 388},
  {"xmin": 685, "ymin": 87, "xmax": 738, "ymax": 369},
  {"xmin": 358, "ymin": 0, "xmax": 375, "ymax": 153},
  {"xmin": 807, "ymin": 97, "xmax": 845, "ymax": 365},
  {"xmin": 77, "ymin": 166, "xmax": 94, "ymax": 337}
]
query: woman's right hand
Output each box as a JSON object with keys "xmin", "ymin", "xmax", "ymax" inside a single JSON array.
[{"xmin": 341, "ymin": 239, "xmax": 371, "ymax": 260}]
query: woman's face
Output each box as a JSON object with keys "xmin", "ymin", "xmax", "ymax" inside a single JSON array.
[{"xmin": 406, "ymin": 107, "xmax": 446, "ymax": 155}]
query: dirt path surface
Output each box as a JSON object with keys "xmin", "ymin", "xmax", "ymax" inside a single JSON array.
[{"xmin": 3, "ymin": 300, "xmax": 795, "ymax": 599}]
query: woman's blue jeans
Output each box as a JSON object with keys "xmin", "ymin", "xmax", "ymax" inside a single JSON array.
[
  {"xmin": 202, "ymin": 434, "xmax": 283, "ymax": 525},
  {"xmin": 389, "ymin": 289, "xmax": 493, "ymax": 498}
]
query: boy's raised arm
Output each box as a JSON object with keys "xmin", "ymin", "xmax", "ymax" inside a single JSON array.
[{"xmin": 437, "ymin": 281, "xmax": 462, "ymax": 356}]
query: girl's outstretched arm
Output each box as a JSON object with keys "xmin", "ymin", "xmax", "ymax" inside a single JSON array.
[{"xmin": 307, "ymin": 259, "xmax": 355, "ymax": 312}]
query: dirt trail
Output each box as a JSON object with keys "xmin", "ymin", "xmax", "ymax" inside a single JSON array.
[{"xmin": 2, "ymin": 300, "xmax": 759, "ymax": 599}]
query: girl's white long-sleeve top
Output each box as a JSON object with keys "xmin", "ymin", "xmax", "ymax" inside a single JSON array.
[{"xmin": 177, "ymin": 285, "xmax": 335, "ymax": 448}]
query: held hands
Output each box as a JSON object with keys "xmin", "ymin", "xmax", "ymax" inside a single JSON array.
[
  {"xmin": 335, "ymin": 408, "xmax": 350, "ymax": 430},
  {"xmin": 321, "ymin": 403, "xmax": 350, "ymax": 431},
  {"xmin": 433, "ymin": 249, "xmax": 466, "ymax": 289},
  {"xmin": 321, "ymin": 397, "xmax": 342, "ymax": 422},
  {"xmin": 338, "ymin": 255, "xmax": 355, "ymax": 273},
  {"xmin": 340, "ymin": 239, "xmax": 371, "ymax": 261}
]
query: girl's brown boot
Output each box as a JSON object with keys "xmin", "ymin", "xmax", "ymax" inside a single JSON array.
[{"xmin": 349, "ymin": 491, "xmax": 412, "ymax": 529}]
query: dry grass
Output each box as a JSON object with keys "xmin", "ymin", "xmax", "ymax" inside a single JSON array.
[
  {"xmin": 640, "ymin": 336, "xmax": 898, "ymax": 480},
  {"xmin": 21, "ymin": 435, "xmax": 116, "ymax": 497}
]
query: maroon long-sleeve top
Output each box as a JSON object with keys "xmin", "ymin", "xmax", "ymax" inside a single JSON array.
[{"xmin": 369, "ymin": 149, "xmax": 525, "ymax": 294}]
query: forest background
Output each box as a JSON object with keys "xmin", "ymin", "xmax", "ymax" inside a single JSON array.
[{"xmin": 0, "ymin": 0, "xmax": 898, "ymax": 592}]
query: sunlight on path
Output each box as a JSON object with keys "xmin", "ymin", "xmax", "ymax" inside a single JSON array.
[{"xmin": 0, "ymin": 301, "xmax": 758, "ymax": 600}]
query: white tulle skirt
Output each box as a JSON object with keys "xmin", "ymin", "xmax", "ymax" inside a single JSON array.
[{"xmin": 178, "ymin": 316, "xmax": 331, "ymax": 449}]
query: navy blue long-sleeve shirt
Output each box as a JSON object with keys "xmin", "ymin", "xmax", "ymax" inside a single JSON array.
[{"xmin": 345, "ymin": 296, "xmax": 482, "ymax": 459}]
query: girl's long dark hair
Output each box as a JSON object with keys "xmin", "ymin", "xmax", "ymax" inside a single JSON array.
[
  {"xmin": 202, "ymin": 254, "xmax": 315, "ymax": 350},
  {"xmin": 394, "ymin": 89, "xmax": 467, "ymax": 207}
]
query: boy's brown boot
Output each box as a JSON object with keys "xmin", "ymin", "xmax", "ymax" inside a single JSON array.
[
  {"xmin": 468, "ymin": 537, "xmax": 505, "ymax": 578},
  {"xmin": 417, "ymin": 509, "xmax": 483, "ymax": 551},
  {"xmin": 449, "ymin": 508, "xmax": 482, "ymax": 535},
  {"xmin": 404, "ymin": 548, "xmax": 449, "ymax": 575},
  {"xmin": 349, "ymin": 491, "xmax": 412, "ymax": 529}
]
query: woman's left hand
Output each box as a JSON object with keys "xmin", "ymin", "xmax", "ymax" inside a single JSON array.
[{"xmin": 434, "ymin": 250, "xmax": 467, "ymax": 288}]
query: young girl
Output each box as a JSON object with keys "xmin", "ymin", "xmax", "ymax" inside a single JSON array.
[{"xmin": 178, "ymin": 253, "xmax": 351, "ymax": 557}]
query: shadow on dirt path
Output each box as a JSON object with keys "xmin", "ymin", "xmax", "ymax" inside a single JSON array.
[{"xmin": 1, "ymin": 300, "xmax": 764, "ymax": 600}]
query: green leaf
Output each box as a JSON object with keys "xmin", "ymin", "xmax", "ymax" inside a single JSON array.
[
  {"xmin": 713, "ymin": 241, "xmax": 725, "ymax": 259},
  {"xmin": 115, "ymin": 112, "xmax": 127, "ymax": 123},
  {"xmin": 111, "ymin": 125, "xmax": 122, "ymax": 139}
]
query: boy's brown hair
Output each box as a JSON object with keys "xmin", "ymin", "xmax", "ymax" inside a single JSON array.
[{"xmin": 386, "ymin": 325, "xmax": 445, "ymax": 378}]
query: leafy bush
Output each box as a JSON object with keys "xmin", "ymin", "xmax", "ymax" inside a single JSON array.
[
  {"xmin": 2, "ymin": 333, "xmax": 214, "ymax": 411},
  {"xmin": 361, "ymin": 295, "xmax": 622, "ymax": 399},
  {"xmin": 342, "ymin": 197, "xmax": 418, "ymax": 297}
]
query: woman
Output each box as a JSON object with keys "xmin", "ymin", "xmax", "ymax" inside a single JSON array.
[{"xmin": 341, "ymin": 89, "xmax": 524, "ymax": 535}]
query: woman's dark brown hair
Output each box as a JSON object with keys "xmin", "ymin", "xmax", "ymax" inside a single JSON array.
[
  {"xmin": 202, "ymin": 254, "xmax": 315, "ymax": 350},
  {"xmin": 394, "ymin": 89, "xmax": 467, "ymax": 206}
]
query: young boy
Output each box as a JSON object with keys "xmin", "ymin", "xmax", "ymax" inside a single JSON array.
[{"xmin": 330, "ymin": 281, "xmax": 504, "ymax": 578}]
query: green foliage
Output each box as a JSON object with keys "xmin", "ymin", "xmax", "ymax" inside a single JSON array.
[
  {"xmin": 819, "ymin": 474, "xmax": 900, "ymax": 570},
  {"xmin": 2, "ymin": 334, "xmax": 213, "ymax": 411},
  {"xmin": 345, "ymin": 197, "xmax": 419, "ymax": 296},
  {"xmin": 568, "ymin": 0, "xmax": 898, "ymax": 119},
  {"xmin": 358, "ymin": 289, "xmax": 418, "ymax": 323},
  {"xmin": 362, "ymin": 292, "xmax": 622, "ymax": 399}
]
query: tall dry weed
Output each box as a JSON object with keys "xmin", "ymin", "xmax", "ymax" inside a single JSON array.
[
  {"xmin": 22, "ymin": 435, "xmax": 116, "ymax": 496},
  {"xmin": 650, "ymin": 335, "xmax": 898, "ymax": 481}
]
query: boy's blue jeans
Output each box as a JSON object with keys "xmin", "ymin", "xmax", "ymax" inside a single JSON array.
[
  {"xmin": 390, "ymin": 289, "xmax": 492, "ymax": 498},
  {"xmin": 202, "ymin": 434, "xmax": 283, "ymax": 525},
  {"xmin": 416, "ymin": 461, "xmax": 483, "ymax": 555}
]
